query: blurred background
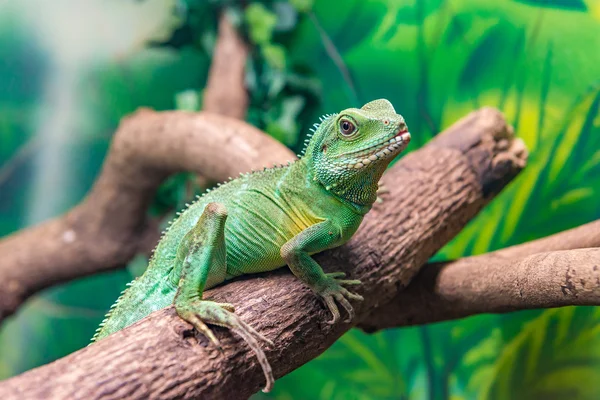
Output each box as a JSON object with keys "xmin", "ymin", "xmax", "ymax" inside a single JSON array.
[{"xmin": 1, "ymin": 0, "xmax": 599, "ymax": 398}]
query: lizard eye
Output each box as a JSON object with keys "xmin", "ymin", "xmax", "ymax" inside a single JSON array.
[{"xmin": 339, "ymin": 119, "xmax": 356, "ymax": 136}]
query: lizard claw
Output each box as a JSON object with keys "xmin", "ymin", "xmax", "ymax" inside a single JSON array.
[
  {"xmin": 182, "ymin": 312, "xmax": 222, "ymax": 349},
  {"xmin": 176, "ymin": 300, "xmax": 275, "ymax": 392},
  {"xmin": 317, "ymin": 272, "xmax": 363, "ymax": 324}
]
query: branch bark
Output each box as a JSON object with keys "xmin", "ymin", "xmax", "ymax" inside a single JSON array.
[
  {"xmin": 360, "ymin": 219, "xmax": 600, "ymax": 331},
  {"xmin": 0, "ymin": 107, "xmax": 527, "ymax": 399},
  {"xmin": 0, "ymin": 112, "xmax": 294, "ymax": 321},
  {"xmin": 0, "ymin": 12, "xmax": 265, "ymax": 322}
]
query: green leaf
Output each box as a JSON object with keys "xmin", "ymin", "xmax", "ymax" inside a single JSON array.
[
  {"xmin": 175, "ymin": 89, "xmax": 201, "ymax": 111},
  {"xmin": 245, "ymin": 3, "xmax": 278, "ymax": 45},
  {"xmin": 262, "ymin": 43, "xmax": 287, "ymax": 70},
  {"xmin": 514, "ymin": 0, "xmax": 587, "ymax": 11},
  {"xmin": 550, "ymin": 187, "xmax": 595, "ymax": 210},
  {"xmin": 469, "ymin": 308, "xmax": 600, "ymax": 400}
]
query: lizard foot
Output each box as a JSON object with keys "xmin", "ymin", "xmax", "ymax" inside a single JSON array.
[
  {"xmin": 316, "ymin": 272, "xmax": 363, "ymax": 324},
  {"xmin": 176, "ymin": 300, "xmax": 275, "ymax": 392}
]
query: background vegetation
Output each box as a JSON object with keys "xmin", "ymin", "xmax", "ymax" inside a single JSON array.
[{"xmin": 0, "ymin": 0, "xmax": 599, "ymax": 398}]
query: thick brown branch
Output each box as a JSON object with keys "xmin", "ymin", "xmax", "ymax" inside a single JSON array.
[
  {"xmin": 0, "ymin": 111, "xmax": 294, "ymax": 321},
  {"xmin": 360, "ymin": 220, "xmax": 600, "ymax": 331},
  {"xmin": 0, "ymin": 108, "xmax": 527, "ymax": 399}
]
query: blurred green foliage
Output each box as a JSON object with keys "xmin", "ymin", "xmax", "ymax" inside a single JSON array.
[{"xmin": 0, "ymin": 0, "xmax": 599, "ymax": 398}]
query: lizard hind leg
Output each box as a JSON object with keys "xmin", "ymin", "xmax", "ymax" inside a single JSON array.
[{"xmin": 172, "ymin": 202, "xmax": 275, "ymax": 392}]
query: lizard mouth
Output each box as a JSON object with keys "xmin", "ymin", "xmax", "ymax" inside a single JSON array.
[{"xmin": 348, "ymin": 129, "xmax": 411, "ymax": 169}]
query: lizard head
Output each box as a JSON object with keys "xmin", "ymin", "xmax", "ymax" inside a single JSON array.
[{"xmin": 304, "ymin": 99, "xmax": 411, "ymax": 206}]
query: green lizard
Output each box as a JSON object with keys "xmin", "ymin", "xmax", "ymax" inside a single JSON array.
[{"xmin": 92, "ymin": 99, "xmax": 411, "ymax": 392}]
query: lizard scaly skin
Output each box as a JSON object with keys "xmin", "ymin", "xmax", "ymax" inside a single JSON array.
[{"xmin": 92, "ymin": 99, "xmax": 411, "ymax": 392}]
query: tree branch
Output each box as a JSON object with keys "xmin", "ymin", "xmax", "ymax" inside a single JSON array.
[
  {"xmin": 0, "ymin": 107, "xmax": 527, "ymax": 399},
  {"xmin": 0, "ymin": 112, "xmax": 294, "ymax": 321},
  {"xmin": 202, "ymin": 12, "xmax": 249, "ymax": 119},
  {"xmin": 0, "ymin": 13, "xmax": 269, "ymax": 322},
  {"xmin": 360, "ymin": 219, "xmax": 600, "ymax": 331}
]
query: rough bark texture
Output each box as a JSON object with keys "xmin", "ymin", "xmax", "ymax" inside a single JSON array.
[
  {"xmin": 360, "ymin": 219, "xmax": 600, "ymax": 331},
  {"xmin": 0, "ymin": 112, "xmax": 294, "ymax": 321},
  {"xmin": 0, "ymin": 107, "xmax": 527, "ymax": 400}
]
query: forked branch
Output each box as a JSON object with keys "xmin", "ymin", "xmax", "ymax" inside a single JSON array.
[
  {"xmin": 360, "ymin": 219, "xmax": 600, "ymax": 331},
  {"xmin": 0, "ymin": 12, "xmax": 281, "ymax": 322}
]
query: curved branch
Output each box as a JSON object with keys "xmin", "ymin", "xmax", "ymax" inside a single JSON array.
[
  {"xmin": 360, "ymin": 219, "xmax": 600, "ymax": 331},
  {"xmin": 0, "ymin": 107, "xmax": 527, "ymax": 399},
  {"xmin": 0, "ymin": 111, "xmax": 294, "ymax": 321},
  {"xmin": 0, "ymin": 13, "xmax": 277, "ymax": 321}
]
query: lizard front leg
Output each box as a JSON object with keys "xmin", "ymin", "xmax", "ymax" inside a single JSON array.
[
  {"xmin": 171, "ymin": 203, "xmax": 275, "ymax": 392},
  {"xmin": 280, "ymin": 220, "xmax": 364, "ymax": 324}
]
